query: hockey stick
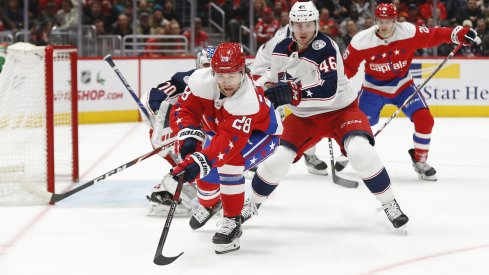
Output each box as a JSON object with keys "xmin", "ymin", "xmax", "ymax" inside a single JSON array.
[
  {"xmin": 49, "ymin": 139, "xmax": 176, "ymax": 203},
  {"xmin": 373, "ymin": 44, "xmax": 462, "ymax": 137},
  {"xmin": 104, "ymin": 54, "xmax": 155, "ymax": 126},
  {"xmin": 328, "ymin": 138, "xmax": 359, "ymax": 188},
  {"xmin": 153, "ymin": 174, "xmax": 185, "ymax": 265}
]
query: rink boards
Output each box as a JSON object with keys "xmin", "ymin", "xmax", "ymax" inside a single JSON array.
[{"xmin": 76, "ymin": 57, "xmax": 489, "ymax": 124}]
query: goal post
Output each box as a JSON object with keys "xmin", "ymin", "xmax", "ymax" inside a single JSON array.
[{"xmin": 0, "ymin": 43, "xmax": 78, "ymax": 205}]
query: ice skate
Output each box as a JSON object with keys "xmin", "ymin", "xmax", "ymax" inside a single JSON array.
[
  {"xmin": 189, "ymin": 201, "xmax": 222, "ymax": 230},
  {"xmin": 334, "ymin": 154, "xmax": 349, "ymax": 172},
  {"xmin": 408, "ymin": 149, "xmax": 437, "ymax": 181},
  {"xmin": 213, "ymin": 216, "xmax": 242, "ymax": 254},
  {"xmin": 304, "ymin": 154, "xmax": 328, "ymax": 175},
  {"xmin": 379, "ymin": 199, "xmax": 409, "ymax": 232},
  {"xmin": 244, "ymin": 166, "xmax": 257, "ymax": 179},
  {"xmin": 240, "ymin": 198, "xmax": 261, "ymax": 223}
]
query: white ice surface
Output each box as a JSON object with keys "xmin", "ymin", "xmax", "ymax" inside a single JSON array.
[{"xmin": 1, "ymin": 118, "xmax": 488, "ymax": 275}]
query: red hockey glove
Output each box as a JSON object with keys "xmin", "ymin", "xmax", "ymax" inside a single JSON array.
[
  {"xmin": 264, "ymin": 81, "xmax": 302, "ymax": 108},
  {"xmin": 171, "ymin": 152, "xmax": 211, "ymax": 183},
  {"xmin": 176, "ymin": 126, "xmax": 205, "ymax": 159},
  {"xmin": 451, "ymin": 26, "xmax": 481, "ymax": 46}
]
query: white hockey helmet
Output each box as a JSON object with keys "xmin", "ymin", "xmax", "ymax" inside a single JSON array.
[
  {"xmin": 196, "ymin": 46, "xmax": 216, "ymax": 69},
  {"xmin": 289, "ymin": 1, "xmax": 320, "ymax": 39}
]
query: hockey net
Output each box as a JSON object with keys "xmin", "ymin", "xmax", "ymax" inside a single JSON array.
[{"xmin": 0, "ymin": 43, "xmax": 78, "ymax": 205}]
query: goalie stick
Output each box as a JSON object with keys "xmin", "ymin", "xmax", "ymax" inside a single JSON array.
[
  {"xmin": 328, "ymin": 138, "xmax": 359, "ymax": 188},
  {"xmin": 49, "ymin": 137, "xmax": 176, "ymax": 203},
  {"xmin": 153, "ymin": 174, "xmax": 185, "ymax": 265}
]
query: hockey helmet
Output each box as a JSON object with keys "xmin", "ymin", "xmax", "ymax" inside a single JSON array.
[
  {"xmin": 375, "ymin": 3, "xmax": 397, "ymax": 20},
  {"xmin": 289, "ymin": 1, "xmax": 319, "ymax": 40},
  {"xmin": 211, "ymin": 42, "xmax": 246, "ymax": 74},
  {"xmin": 196, "ymin": 46, "xmax": 216, "ymax": 69}
]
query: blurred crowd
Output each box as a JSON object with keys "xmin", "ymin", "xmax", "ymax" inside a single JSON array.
[{"xmin": 0, "ymin": 0, "xmax": 488, "ymax": 56}]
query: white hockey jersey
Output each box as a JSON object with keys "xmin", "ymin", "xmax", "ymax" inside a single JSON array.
[
  {"xmin": 252, "ymin": 25, "xmax": 290, "ymax": 79},
  {"xmin": 269, "ymin": 32, "xmax": 357, "ymax": 117}
]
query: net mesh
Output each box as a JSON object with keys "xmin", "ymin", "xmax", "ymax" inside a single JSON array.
[{"xmin": 0, "ymin": 43, "xmax": 76, "ymax": 205}]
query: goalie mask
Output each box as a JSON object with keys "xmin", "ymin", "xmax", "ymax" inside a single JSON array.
[{"xmin": 196, "ymin": 46, "xmax": 216, "ymax": 69}]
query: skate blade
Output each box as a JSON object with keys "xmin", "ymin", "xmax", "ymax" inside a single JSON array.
[
  {"xmin": 418, "ymin": 174, "xmax": 437, "ymax": 181},
  {"xmin": 215, "ymin": 238, "xmax": 240, "ymax": 254},
  {"xmin": 395, "ymin": 225, "xmax": 408, "ymax": 235},
  {"xmin": 307, "ymin": 166, "xmax": 328, "ymax": 176}
]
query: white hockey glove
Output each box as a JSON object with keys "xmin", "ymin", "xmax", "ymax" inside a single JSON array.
[{"xmin": 451, "ymin": 26, "xmax": 481, "ymax": 46}]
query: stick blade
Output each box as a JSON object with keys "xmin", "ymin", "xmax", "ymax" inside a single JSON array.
[
  {"xmin": 333, "ymin": 174, "xmax": 359, "ymax": 188},
  {"xmin": 153, "ymin": 252, "xmax": 184, "ymax": 266}
]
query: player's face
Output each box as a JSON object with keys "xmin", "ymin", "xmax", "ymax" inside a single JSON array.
[
  {"xmin": 292, "ymin": 21, "xmax": 316, "ymax": 46},
  {"xmin": 376, "ymin": 18, "xmax": 395, "ymax": 38},
  {"xmin": 214, "ymin": 72, "xmax": 242, "ymax": 96}
]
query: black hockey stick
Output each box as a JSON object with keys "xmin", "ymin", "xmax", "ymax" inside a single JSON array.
[
  {"xmin": 328, "ymin": 138, "xmax": 359, "ymax": 188},
  {"xmin": 153, "ymin": 174, "xmax": 186, "ymax": 265},
  {"xmin": 104, "ymin": 54, "xmax": 155, "ymax": 126},
  {"xmin": 48, "ymin": 140, "xmax": 175, "ymax": 203}
]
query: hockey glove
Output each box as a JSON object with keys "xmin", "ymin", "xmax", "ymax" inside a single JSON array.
[
  {"xmin": 176, "ymin": 126, "xmax": 205, "ymax": 159},
  {"xmin": 264, "ymin": 81, "xmax": 302, "ymax": 108},
  {"xmin": 451, "ymin": 26, "xmax": 481, "ymax": 46},
  {"xmin": 171, "ymin": 152, "xmax": 211, "ymax": 183}
]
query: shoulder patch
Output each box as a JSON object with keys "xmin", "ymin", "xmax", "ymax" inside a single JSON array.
[{"xmin": 312, "ymin": 40, "xmax": 326, "ymax": 50}]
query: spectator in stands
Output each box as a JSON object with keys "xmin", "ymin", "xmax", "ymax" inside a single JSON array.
[
  {"xmin": 406, "ymin": 3, "xmax": 423, "ymax": 24},
  {"xmin": 279, "ymin": 10, "xmax": 288, "ymax": 27},
  {"xmin": 4, "ymin": 0, "xmax": 25, "ymax": 29},
  {"xmin": 455, "ymin": 0, "xmax": 484, "ymax": 26},
  {"xmin": 341, "ymin": 19, "xmax": 357, "ymax": 49},
  {"xmin": 137, "ymin": 12, "xmax": 151, "ymax": 35},
  {"xmin": 94, "ymin": 18, "xmax": 108, "ymax": 35},
  {"xmin": 37, "ymin": 1, "xmax": 60, "ymax": 28},
  {"xmin": 319, "ymin": 7, "xmax": 339, "ymax": 37},
  {"xmin": 162, "ymin": 0, "xmax": 179, "ymax": 25},
  {"xmin": 254, "ymin": 6, "xmax": 280, "ymax": 47},
  {"xmin": 361, "ymin": 16, "xmax": 373, "ymax": 30},
  {"xmin": 333, "ymin": 0, "xmax": 352, "ymax": 22},
  {"xmin": 354, "ymin": 0, "xmax": 372, "ymax": 29},
  {"xmin": 83, "ymin": 0, "xmax": 113, "ymax": 33},
  {"xmin": 169, "ymin": 20, "xmax": 181, "ymax": 35},
  {"xmin": 253, "ymin": 0, "xmax": 268, "ymax": 23},
  {"xmin": 0, "ymin": 8, "xmax": 15, "ymax": 30},
  {"xmin": 161, "ymin": 19, "xmax": 171, "ymax": 34},
  {"xmin": 183, "ymin": 17, "xmax": 209, "ymax": 50},
  {"xmin": 113, "ymin": 13, "xmax": 133, "ymax": 37},
  {"xmin": 138, "ymin": 0, "xmax": 152, "ymax": 17},
  {"xmin": 150, "ymin": 4, "xmax": 164, "ymax": 34},
  {"xmin": 273, "ymin": 0, "xmax": 289, "ymax": 18},
  {"xmin": 144, "ymin": 26, "xmax": 165, "ymax": 57},
  {"xmin": 56, "ymin": 0, "xmax": 77, "ymax": 31},
  {"xmin": 224, "ymin": 0, "xmax": 249, "ymax": 43},
  {"xmin": 419, "ymin": 0, "xmax": 447, "ymax": 22}
]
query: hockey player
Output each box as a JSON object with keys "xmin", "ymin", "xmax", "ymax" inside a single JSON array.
[
  {"xmin": 251, "ymin": 23, "xmax": 328, "ymax": 176},
  {"xmin": 162, "ymin": 42, "xmax": 283, "ymax": 254},
  {"xmin": 339, "ymin": 3, "xmax": 480, "ymax": 181},
  {"xmin": 145, "ymin": 46, "xmax": 216, "ymax": 217},
  {"xmin": 241, "ymin": 1, "xmax": 409, "ymax": 230}
]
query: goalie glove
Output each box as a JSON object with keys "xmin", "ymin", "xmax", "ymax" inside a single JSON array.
[
  {"xmin": 176, "ymin": 126, "xmax": 205, "ymax": 159},
  {"xmin": 451, "ymin": 26, "xmax": 481, "ymax": 46},
  {"xmin": 264, "ymin": 81, "xmax": 302, "ymax": 108}
]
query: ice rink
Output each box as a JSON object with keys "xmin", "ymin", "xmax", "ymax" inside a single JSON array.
[{"xmin": 1, "ymin": 118, "xmax": 488, "ymax": 275}]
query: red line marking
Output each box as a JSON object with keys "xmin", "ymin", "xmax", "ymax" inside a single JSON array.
[{"xmin": 361, "ymin": 243, "xmax": 489, "ymax": 274}]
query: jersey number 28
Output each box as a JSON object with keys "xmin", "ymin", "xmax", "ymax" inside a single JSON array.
[{"xmin": 232, "ymin": 116, "xmax": 251, "ymax": 133}]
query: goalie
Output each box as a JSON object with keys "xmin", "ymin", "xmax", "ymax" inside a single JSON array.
[{"xmin": 143, "ymin": 46, "xmax": 216, "ymax": 217}]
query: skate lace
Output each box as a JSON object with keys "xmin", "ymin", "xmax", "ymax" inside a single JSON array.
[
  {"xmin": 241, "ymin": 199, "xmax": 259, "ymax": 219},
  {"xmin": 216, "ymin": 218, "xmax": 237, "ymax": 235},
  {"xmin": 305, "ymin": 155, "xmax": 322, "ymax": 166},
  {"xmin": 193, "ymin": 206, "xmax": 210, "ymax": 223},
  {"xmin": 377, "ymin": 200, "xmax": 402, "ymax": 221}
]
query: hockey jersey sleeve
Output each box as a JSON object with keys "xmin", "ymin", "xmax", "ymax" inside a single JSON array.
[
  {"xmin": 343, "ymin": 43, "xmax": 365, "ymax": 79},
  {"xmin": 411, "ymin": 26, "xmax": 452, "ymax": 48},
  {"xmin": 169, "ymin": 86, "xmax": 205, "ymax": 132}
]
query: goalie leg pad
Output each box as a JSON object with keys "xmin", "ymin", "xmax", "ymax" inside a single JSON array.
[{"xmin": 147, "ymin": 173, "xmax": 197, "ymax": 217}]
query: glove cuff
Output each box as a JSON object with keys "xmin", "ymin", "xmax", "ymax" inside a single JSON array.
[
  {"xmin": 451, "ymin": 26, "xmax": 464, "ymax": 45},
  {"xmin": 177, "ymin": 127, "xmax": 205, "ymax": 142}
]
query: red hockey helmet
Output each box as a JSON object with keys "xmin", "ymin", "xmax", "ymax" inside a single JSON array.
[
  {"xmin": 211, "ymin": 42, "xmax": 246, "ymax": 74},
  {"xmin": 375, "ymin": 3, "xmax": 397, "ymax": 20}
]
